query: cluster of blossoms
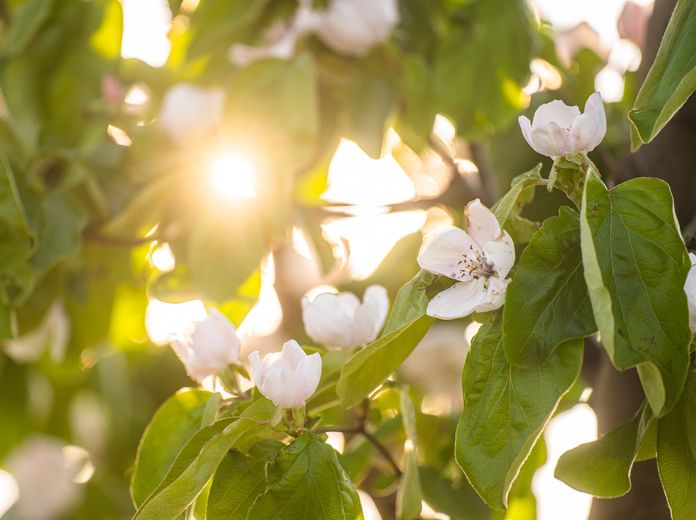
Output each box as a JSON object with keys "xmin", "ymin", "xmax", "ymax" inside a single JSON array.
[{"xmin": 167, "ymin": 90, "xmax": 696, "ymax": 415}]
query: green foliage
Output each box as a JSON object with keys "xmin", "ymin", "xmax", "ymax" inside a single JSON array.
[
  {"xmin": 396, "ymin": 388, "xmax": 422, "ymax": 519},
  {"xmin": 207, "ymin": 440, "xmax": 284, "ymax": 520},
  {"xmin": 455, "ymin": 314, "xmax": 583, "ymax": 510},
  {"xmin": 629, "ymin": 0, "xmax": 696, "ymax": 148},
  {"xmin": 247, "ymin": 432, "xmax": 363, "ymax": 520},
  {"xmin": 133, "ymin": 398, "xmax": 276, "ymax": 519},
  {"xmin": 130, "ymin": 389, "xmax": 215, "ymax": 507},
  {"xmin": 492, "ymin": 164, "xmax": 545, "ymax": 243},
  {"xmin": 579, "ymin": 166, "xmax": 692, "ymax": 416},
  {"xmin": 504, "ymin": 206, "xmax": 596, "ymax": 365},
  {"xmin": 555, "ymin": 404, "xmax": 653, "ymax": 497},
  {"xmin": 337, "ymin": 270, "xmax": 436, "ymax": 407},
  {"xmin": 434, "ymin": 0, "xmax": 534, "ymax": 136},
  {"xmin": 657, "ymin": 370, "xmax": 696, "ymax": 520}
]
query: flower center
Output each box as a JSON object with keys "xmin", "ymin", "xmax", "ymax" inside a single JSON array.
[{"xmin": 457, "ymin": 247, "xmax": 496, "ymax": 280}]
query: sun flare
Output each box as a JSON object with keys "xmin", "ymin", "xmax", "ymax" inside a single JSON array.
[{"xmin": 209, "ymin": 153, "xmax": 258, "ymax": 200}]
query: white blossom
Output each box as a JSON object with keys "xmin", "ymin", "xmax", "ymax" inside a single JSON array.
[
  {"xmin": 685, "ymin": 253, "xmax": 696, "ymax": 334},
  {"xmin": 4, "ymin": 301, "xmax": 69, "ymax": 364},
  {"xmin": 301, "ymin": 285, "xmax": 389, "ymax": 349},
  {"xmin": 5, "ymin": 437, "xmax": 89, "ymax": 520},
  {"xmin": 314, "ymin": 0, "xmax": 400, "ymax": 56},
  {"xmin": 249, "ymin": 340, "xmax": 321, "ymax": 408},
  {"xmin": 417, "ymin": 199, "xmax": 515, "ymax": 320},
  {"xmin": 171, "ymin": 309, "xmax": 240, "ymax": 382},
  {"xmin": 158, "ymin": 83, "xmax": 225, "ymax": 144},
  {"xmin": 518, "ymin": 92, "xmax": 606, "ymax": 158}
]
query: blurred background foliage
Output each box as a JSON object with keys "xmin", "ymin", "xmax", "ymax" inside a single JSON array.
[{"xmin": 0, "ymin": 0, "xmax": 652, "ymax": 518}]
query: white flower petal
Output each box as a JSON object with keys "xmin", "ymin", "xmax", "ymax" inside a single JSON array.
[
  {"xmin": 474, "ymin": 277, "xmax": 510, "ymax": 313},
  {"xmin": 483, "ymin": 231, "xmax": 515, "ymax": 279},
  {"xmin": 302, "ymin": 292, "xmax": 356, "ymax": 348},
  {"xmin": 530, "ymin": 122, "xmax": 571, "ymax": 158},
  {"xmin": 465, "ymin": 199, "xmax": 502, "ymax": 246},
  {"xmin": 532, "ymin": 99, "xmax": 581, "ymax": 129},
  {"xmin": 261, "ymin": 367, "xmax": 309, "ymax": 408},
  {"xmin": 352, "ymin": 285, "xmax": 389, "ymax": 346},
  {"xmin": 418, "ymin": 226, "xmax": 479, "ymax": 281},
  {"xmin": 249, "ymin": 351, "xmax": 264, "ymax": 387},
  {"xmin": 297, "ymin": 352, "xmax": 322, "ymax": 398},
  {"xmin": 685, "ymin": 253, "xmax": 696, "ymax": 334},
  {"xmin": 584, "ymin": 92, "xmax": 607, "ymax": 150},
  {"xmin": 518, "ymin": 116, "xmax": 535, "ymax": 150},
  {"xmin": 280, "ymin": 340, "xmax": 307, "ymax": 371},
  {"xmin": 426, "ymin": 279, "xmax": 488, "ymax": 320}
]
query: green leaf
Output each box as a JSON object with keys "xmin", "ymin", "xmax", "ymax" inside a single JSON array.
[
  {"xmin": 455, "ymin": 314, "xmax": 583, "ymax": 510},
  {"xmin": 207, "ymin": 440, "xmax": 284, "ymax": 520},
  {"xmin": 337, "ymin": 315, "xmax": 433, "ymax": 408},
  {"xmin": 130, "ymin": 389, "xmax": 214, "ymax": 507},
  {"xmin": 248, "ymin": 432, "xmax": 362, "ymax": 520},
  {"xmin": 503, "ymin": 206, "xmax": 596, "ymax": 366},
  {"xmin": 29, "ymin": 191, "xmax": 86, "ymax": 271},
  {"xmin": 629, "ymin": 0, "xmax": 696, "ymax": 148},
  {"xmin": 5, "ymin": 0, "xmax": 55, "ymax": 56},
  {"xmin": 657, "ymin": 370, "xmax": 696, "ymax": 519},
  {"xmin": 492, "ymin": 164, "xmax": 545, "ymax": 243},
  {"xmin": 579, "ymin": 166, "xmax": 692, "ymax": 416},
  {"xmin": 383, "ymin": 270, "xmax": 436, "ymax": 335},
  {"xmin": 419, "ymin": 466, "xmax": 489, "ymax": 520},
  {"xmin": 555, "ymin": 404, "xmax": 653, "ymax": 497},
  {"xmin": 397, "ymin": 388, "xmax": 422, "ymax": 520},
  {"xmin": 434, "ymin": 0, "xmax": 534, "ymax": 136},
  {"xmin": 0, "ymin": 305, "xmax": 15, "ymax": 339},
  {"xmin": 133, "ymin": 398, "xmax": 276, "ymax": 520}
]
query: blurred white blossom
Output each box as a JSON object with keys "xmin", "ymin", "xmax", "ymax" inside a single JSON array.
[
  {"xmin": 158, "ymin": 83, "xmax": 225, "ymax": 144},
  {"xmin": 302, "ymin": 285, "xmax": 389, "ymax": 349},
  {"xmin": 4, "ymin": 302, "xmax": 70, "ymax": 364},
  {"xmin": 249, "ymin": 340, "xmax": 321, "ymax": 408},
  {"xmin": 5, "ymin": 436, "xmax": 91, "ymax": 520}
]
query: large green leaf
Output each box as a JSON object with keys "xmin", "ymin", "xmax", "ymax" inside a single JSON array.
[
  {"xmin": 629, "ymin": 0, "xmax": 696, "ymax": 148},
  {"xmin": 207, "ymin": 440, "xmax": 284, "ymax": 520},
  {"xmin": 133, "ymin": 398, "xmax": 276, "ymax": 520},
  {"xmin": 247, "ymin": 432, "xmax": 362, "ymax": 519},
  {"xmin": 492, "ymin": 164, "xmax": 544, "ymax": 233},
  {"xmin": 130, "ymin": 389, "xmax": 215, "ymax": 507},
  {"xmin": 434, "ymin": 0, "xmax": 533, "ymax": 136},
  {"xmin": 336, "ymin": 270, "xmax": 436, "ymax": 407},
  {"xmin": 455, "ymin": 314, "xmax": 583, "ymax": 510},
  {"xmin": 503, "ymin": 206, "xmax": 596, "ymax": 366},
  {"xmin": 657, "ymin": 370, "xmax": 696, "ymax": 520},
  {"xmin": 337, "ymin": 315, "xmax": 432, "ymax": 407},
  {"xmin": 555, "ymin": 404, "xmax": 653, "ymax": 497},
  {"xmin": 579, "ymin": 167, "xmax": 692, "ymax": 416}
]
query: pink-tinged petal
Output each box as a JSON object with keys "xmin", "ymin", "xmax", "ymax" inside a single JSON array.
[
  {"xmin": 426, "ymin": 279, "xmax": 488, "ymax": 320},
  {"xmin": 685, "ymin": 253, "xmax": 696, "ymax": 333},
  {"xmin": 518, "ymin": 116, "xmax": 535, "ymax": 149},
  {"xmin": 297, "ymin": 352, "xmax": 322, "ymax": 398},
  {"xmin": 418, "ymin": 226, "xmax": 479, "ymax": 281},
  {"xmin": 280, "ymin": 340, "xmax": 307, "ymax": 371},
  {"xmin": 249, "ymin": 351, "xmax": 264, "ymax": 387},
  {"xmin": 483, "ymin": 231, "xmax": 515, "ymax": 279},
  {"xmin": 465, "ymin": 199, "xmax": 502, "ymax": 246},
  {"xmin": 261, "ymin": 367, "xmax": 309, "ymax": 408},
  {"xmin": 532, "ymin": 99, "xmax": 581, "ymax": 129},
  {"xmin": 301, "ymin": 292, "xmax": 355, "ymax": 348},
  {"xmin": 352, "ymin": 285, "xmax": 390, "ymax": 346},
  {"xmin": 568, "ymin": 112, "xmax": 596, "ymax": 152}
]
